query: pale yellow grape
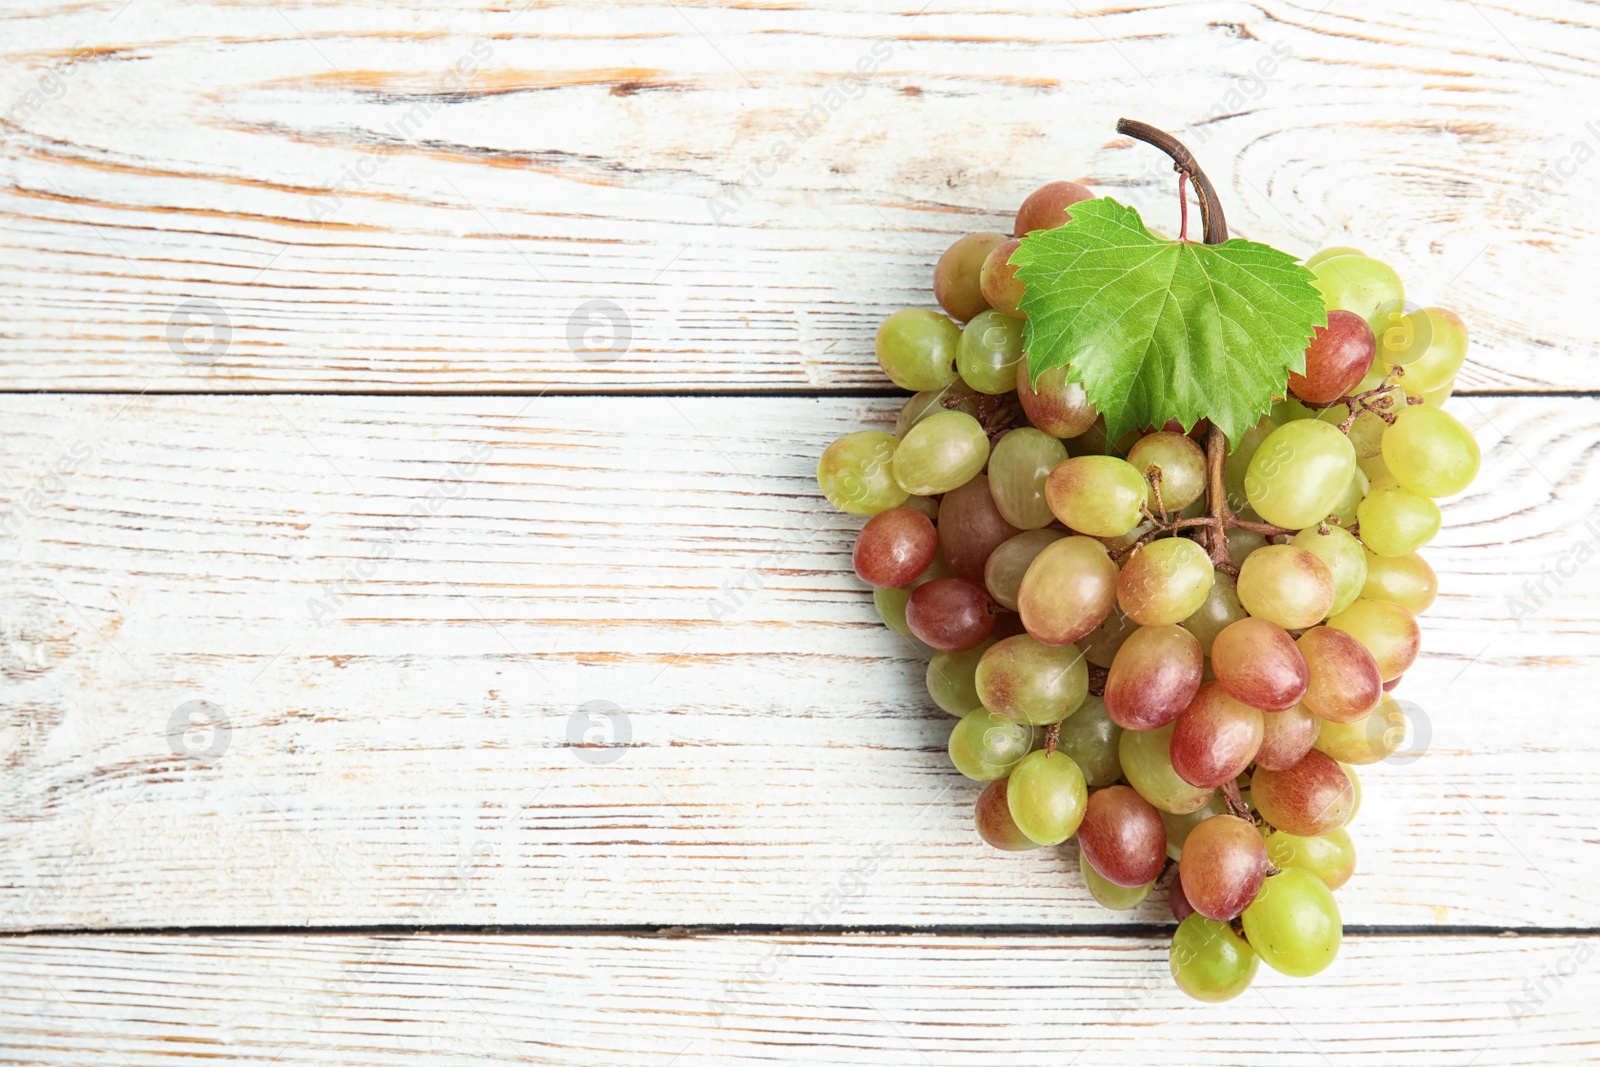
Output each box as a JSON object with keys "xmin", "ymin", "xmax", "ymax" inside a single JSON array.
[
  {"xmin": 1345, "ymin": 764, "xmax": 1362, "ymax": 820},
  {"xmin": 1382, "ymin": 404, "xmax": 1480, "ymax": 497},
  {"xmin": 1236, "ymin": 545, "xmax": 1336, "ymax": 630},
  {"xmin": 1313, "ymin": 694, "xmax": 1406, "ymax": 765},
  {"xmin": 875, "ymin": 308, "xmax": 961, "ymax": 390},
  {"xmin": 1046, "ymin": 455, "xmax": 1149, "ymax": 537},
  {"xmin": 1361, "ymin": 550, "xmax": 1437, "ymax": 614},
  {"xmin": 1265, "ymin": 828, "xmax": 1356, "ymax": 891},
  {"xmin": 1311, "ymin": 253, "xmax": 1404, "ymax": 335},
  {"xmin": 893, "ymin": 411, "xmax": 990, "ymax": 496},
  {"xmin": 1128, "ymin": 431, "xmax": 1207, "ymax": 510},
  {"xmin": 1380, "ymin": 308, "xmax": 1467, "ymax": 393},
  {"xmin": 988, "ymin": 428, "xmax": 1069, "ymax": 529},
  {"xmin": 1358, "ymin": 451, "xmax": 1395, "ymax": 487},
  {"xmin": 1327, "ymin": 468, "xmax": 1368, "ymax": 529},
  {"xmin": 818, "ymin": 430, "xmax": 907, "ymax": 516},
  {"xmin": 984, "ymin": 529, "xmax": 1065, "ymax": 611},
  {"xmin": 1006, "ymin": 750, "xmax": 1088, "ymax": 845},
  {"xmin": 1357, "ymin": 483, "xmax": 1440, "ymax": 557},
  {"xmin": 1304, "ymin": 246, "xmax": 1364, "ymax": 269},
  {"xmin": 1291, "ymin": 526, "xmax": 1368, "ymax": 616},
  {"xmin": 1420, "ymin": 379, "xmax": 1455, "ymax": 407},
  {"xmin": 1118, "ymin": 536, "xmax": 1215, "ymax": 625},
  {"xmin": 1244, "ymin": 419, "xmax": 1357, "ymax": 529}
]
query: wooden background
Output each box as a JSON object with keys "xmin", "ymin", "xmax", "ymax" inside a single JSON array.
[{"xmin": 2, "ymin": 0, "xmax": 1597, "ymax": 1062}]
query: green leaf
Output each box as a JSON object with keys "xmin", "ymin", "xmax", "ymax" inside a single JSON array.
[{"xmin": 1012, "ymin": 197, "xmax": 1326, "ymax": 444}]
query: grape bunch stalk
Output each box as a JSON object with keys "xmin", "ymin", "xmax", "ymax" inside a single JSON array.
[{"xmin": 817, "ymin": 120, "xmax": 1480, "ymax": 1001}]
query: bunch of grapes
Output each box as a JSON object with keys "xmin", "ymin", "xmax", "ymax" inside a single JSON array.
[{"xmin": 817, "ymin": 178, "xmax": 1480, "ymax": 1001}]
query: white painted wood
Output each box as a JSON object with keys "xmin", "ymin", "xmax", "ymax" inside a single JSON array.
[
  {"xmin": 0, "ymin": 933, "xmax": 1594, "ymax": 1065},
  {"xmin": 0, "ymin": 394, "xmax": 1593, "ymax": 930},
  {"xmin": 0, "ymin": 0, "xmax": 1595, "ymax": 391}
]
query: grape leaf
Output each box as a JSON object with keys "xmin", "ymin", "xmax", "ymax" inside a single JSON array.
[{"xmin": 1012, "ymin": 197, "xmax": 1325, "ymax": 444}]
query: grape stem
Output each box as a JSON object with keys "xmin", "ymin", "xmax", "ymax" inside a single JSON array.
[
  {"xmin": 1115, "ymin": 120, "xmax": 1297, "ymax": 573},
  {"xmin": 1304, "ymin": 363, "xmax": 1420, "ymax": 432}
]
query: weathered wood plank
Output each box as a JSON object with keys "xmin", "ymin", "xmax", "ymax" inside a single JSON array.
[
  {"xmin": 0, "ymin": 1, "xmax": 1595, "ymax": 391},
  {"xmin": 0, "ymin": 394, "xmax": 1594, "ymax": 929},
  {"xmin": 0, "ymin": 933, "xmax": 1594, "ymax": 1065}
]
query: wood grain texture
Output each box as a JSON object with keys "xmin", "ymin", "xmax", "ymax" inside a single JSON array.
[
  {"xmin": 1, "ymin": 0, "xmax": 1597, "ymax": 392},
  {"xmin": 0, "ymin": 393, "xmax": 1595, "ymax": 930},
  {"xmin": 0, "ymin": 933, "xmax": 1595, "ymax": 1065}
]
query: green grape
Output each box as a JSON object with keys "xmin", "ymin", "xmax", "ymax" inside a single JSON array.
[
  {"xmin": 1265, "ymin": 828, "xmax": 1356, "ymax": 891},
  {"xmin": 896, "ymin": 381, "xmax": 982, "ymax": 438},
  {"xmin": 1244, "ymin": 419, "xmax": 1357, "ymax": 529},
  {"xmin": 1310, "ymin": 253, "xmax": 1404, "ymax": 335},
  {"xmin": 1356, "ymin": 483, "xmax": 1440, "ymax": 557},
  {"xmin": 975, "ymin": 634, "xmax": 1089, "ymax": 725},
  {"xmin": 1304, "ymin": 245, "xmax": 1364, "ymax": 269},
  {"xmin": 1181, "ymin": 571, "xmax": 1247, "ymax": 657},
  {"xmin": 1081, "ymin": 849, "xmax": 1154, "ymax": 910},
  {"xmin": 984, "ymin": 529, "xmax": 1065, "ymax": 611},
  {"xmin": 902, "ymin": 495, "xmax": 940, "ymax": 522},
  {"xmin": 1006, "ymin": 750, "xmax": 1088, "ymax": 845},
  {"xmin": 1119, "ymin": 721, "xmax": 1215, "ymax": 815},
  {"xmin": 893, "ymin": 411, "xmax": 990, "ymax": 496},
  {"xmin": 1118, "ymin": 536, "xmax": 1215, "ymax": 626},
  {"xmin": 956, "ymin": 309, "xmax": 1026, "ymax": 395},
  {"xmin": 1327, "ymin": 467, "xmax": 1369, "ymax": 529},
  {"xmin": 1328, "ymin": 598, "xmax": 1420, "ymax": 681},
  {"xmin": 1046, "ymin": 455, "xmax": 1149, "ymax": 537},
  {"xmin": 1054, "ymin": 695, "xmax": 1123, "ymax": 787},
  {"xmin": 1226, "ymin": 528, "xmax": 1269, "ymax": 570},
  {"xmin": 949, "ymin": 707, "xmax": 1036, "ymax": 780},
  {"xmin": 1127, "ymin": 431, "xmax": 1207, "ymax": 510},
  {"xmin": 1224, "ymin": 414, "xmax": 1279, "ymax": 513},
  {"xmin": 1344, "ymin": 764, "xmax": 1362, "ymax": 820},
  {"xmin": 1314, "ymin": 693, "xmax": 1406, "ymax": 765},
  {"xmin": 1170, "ymin": 914, "xmax": 1259, "ymax": 1002},
  {"xmin": 1236, "ymin": 544, "xmax": 1335, "ymax": 630},
  {"xmin": 1361, "ymin": 550, "xmax": 1437, "ymax": 614},
  {"xmin": 1382, "ymin": 404, "xmax": 1480, "ymax": 497},
  {"xmin": 818, "ymin": 431, "xmax": 907, "ymax": 516},
  {"xmin": 1241, "ymin": 868, "xmax": 1342, "ymax": 978},
  {"xmin": 1160, "ymin": 793, "xmax": 1228, "ymax": 861},
  {"xmin": 926, "ymin": 639, "xmax": 995, "ymax": 716},
  {"xmin": 989, "ymin": 428, "xmax": 1069, "ymax": 529},
  {"xmin": 875, "ymin": 309, "xmax": 961, "ymax": 390},
  {"xmin": 1291, "ymin": 525, "xmax": 1368, "ymax": 616},
  {"xmin": 1358, "ymin": 450, "xmax": 1395, "ymax": 486},
  {"xmin": 1419, "ymin": 379, "xmax": 1455, "ymax": 407},
  {"xmin": 1380, "ymin": 308, "xmax": 1467, "ymax": 393},
  {"xmin": 1079, "ymin": 600, "xmax": 1138, "ymax": 668}
]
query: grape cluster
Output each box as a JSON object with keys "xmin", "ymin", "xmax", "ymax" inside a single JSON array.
[{"xmin": 818, "ymin": 180, "xmax": 1482, "ymax": 1001}]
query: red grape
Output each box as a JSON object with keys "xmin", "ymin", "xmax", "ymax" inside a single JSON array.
[
  {"xmin": 1288, "ymin": 310, "xmax": 1375, "ymax": 405},
  {"xmin": 853, "ymin": 507, "xmax": 937, "ymax": 588},
  {"xmin": 1014, "ymin": 180, "xmax": 1095, "ymax": 236},
  {"xmin": 1077, "ymin": 785, "xmax": 1166, "ymax": 888},
  {"xmin": 1211, "ymin": 617, "xmax": 1309, "ymax": 712},
  {"xmin": 1104, "ymin": 624, "xmax": 1204, "ymax": 730},
  {"xmin": 1179, "ymin": 814, "xmax": 1268, "ymax": 921},
  {"xmin": 938, "ymin": 475, "xmax": 1022, "ymax": 583},
  {"xmin": 1169, "ymin": 871, "xmax": 1196, "ymax": 923},
  {"xmin": 1298, "ymin": 626, "xmax": 1383, "ymax": 723},
  {"xmin": 1251, "ymin": 751, "xmax": 1355, "ymax": 836},
  {"xmin": 906, "ymin": 578, "xmax": 994, "ymax": 652},
  {"xmin": 1255, "ymin": 703, "xmax": 1320, "ymax": 771},
  {"xmin": 1170, "ymin": 683, "xmax": 1264, "ymax": 789},
  {"xmin": 980, "ymin": 238, "xmax": 1025, "ymax": 317}
]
